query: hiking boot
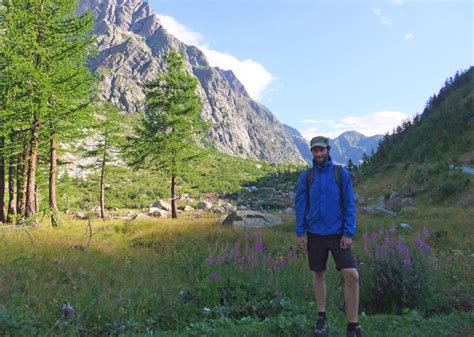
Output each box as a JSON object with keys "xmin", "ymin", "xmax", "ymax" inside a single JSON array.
[
  {"xmin": 347, "ymin": 326, "xmax": 364, "ymax": 337},
  {"xmin": 313, "ymin": 317, "xmax": 329, "ymax": 337}
]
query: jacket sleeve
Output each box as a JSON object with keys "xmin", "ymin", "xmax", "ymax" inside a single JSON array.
[
  {"xmin": 341, "ymin": 168, "xmax": 357, "ymax": 238},
  {"xmin": 295, "ymin": 170, "xmax": 308, "ymax": 237}
]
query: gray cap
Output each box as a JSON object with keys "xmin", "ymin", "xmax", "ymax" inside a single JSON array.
[{"xmin": 310, "ymin": 136, "xmax": 329, "ymax": 149}]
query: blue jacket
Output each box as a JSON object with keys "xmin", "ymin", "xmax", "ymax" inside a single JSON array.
[{"xmin": 295, "ymin": 157, "xmax": 357, "ymax": 238}]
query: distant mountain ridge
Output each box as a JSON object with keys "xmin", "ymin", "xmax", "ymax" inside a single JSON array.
[
  {"xmin": 330, "ymin": 131, "xmax": 383, "ymax": 165},
  {"xmin": 76, "ymin": 0, "xmax": 305, "ymax": 164},
  {"xmin": 284, "ymin": 127, "xmax": 382, "ymax": 165}
]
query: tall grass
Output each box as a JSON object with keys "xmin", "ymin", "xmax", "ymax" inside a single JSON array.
[{"xmin": 0, "ymin": 207, "xmax": 472, "ymax": 336}]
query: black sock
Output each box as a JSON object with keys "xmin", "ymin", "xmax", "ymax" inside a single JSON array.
[
  {"xmin": 347, "ymin": 322, "xmax": 359, "ymax": 331},
  {"xmin": 318, "ymin": 311, "xmax": 326, "ymax": 319}
]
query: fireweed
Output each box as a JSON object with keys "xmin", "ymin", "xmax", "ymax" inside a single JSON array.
[
  {"xmin": 202, "ymin": 230, "xmax": 302, "ymax": 319},
  {"xmin": 359, "ymin": 226, "xmax": 437, "ymax": 314}
]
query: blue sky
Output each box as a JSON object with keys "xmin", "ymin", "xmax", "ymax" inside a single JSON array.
[{"xmin": 149, "ymin": 0, "xmax": 473, "ymax": 140}]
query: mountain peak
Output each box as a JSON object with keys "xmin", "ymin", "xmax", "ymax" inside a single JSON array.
[{"xmin": 76, "ymin": 0, "xmax": 305, "ymax": 164}]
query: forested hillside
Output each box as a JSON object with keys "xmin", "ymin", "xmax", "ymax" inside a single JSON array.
[{"xmin": 368, "ymin": 67, "xmax": 473, "ymax": 171}]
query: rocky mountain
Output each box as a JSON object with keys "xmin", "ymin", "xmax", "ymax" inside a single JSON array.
[
  {"xmin": 76, "ymin": 0, "xmax": 305, "ymax": 164},
  {"xmin": 285, "ymin": 127, "xmax": 382, "ymax": 165},
  {"xmin": 330, "ymin": 131, "xmax": 382, "ymax": 165},
  {"xmin": 283, "ymin": 125, "xmax": 313, "ymax": 163}
]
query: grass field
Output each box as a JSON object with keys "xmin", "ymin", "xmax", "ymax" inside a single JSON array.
[{"xmin": 1, "ymin": 205, "xmax": 472, "ymax": 336}]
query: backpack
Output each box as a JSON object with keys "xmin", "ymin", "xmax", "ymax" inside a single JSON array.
[{"xmin": 306, "ymin": 165, "xmax": 343, "ymax": 208}]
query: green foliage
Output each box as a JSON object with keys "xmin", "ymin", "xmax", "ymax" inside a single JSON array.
[
  {"xmin": 429, "ymin": 173, "xmax": 470, "ymax": 202},
  {"xmin": 359, "ymin": 227, "xmax": 437, "ymax": 315},
  {"xmin": 362, "ymin": 68, "xmax": 473, "ymax": 175},
  {"xmin": 124, "ymin": 50, "xmax": 208, "ymax": 175},
  {"xmin": 55, "ymin": 151, "xmax": 303, "ymax": 210}
]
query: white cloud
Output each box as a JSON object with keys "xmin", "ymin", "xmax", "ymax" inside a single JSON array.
[
  {"xmin": 300, "ymin": 111, "xmax": 410, "ymax": 140},
  {"xmin": 404, "ymin": 33, "xmax": 415, "ymax": 40},
  {"xmin": 373, "ymin": 8, "xmax": 392, "ymax": 25},
  {"xmin": 157, "ymin": 14, "xmax": 274, "ymax": 100},
  {"xmin": 157, "ymin": 14, "xmax": 203, "ymax": 46}
]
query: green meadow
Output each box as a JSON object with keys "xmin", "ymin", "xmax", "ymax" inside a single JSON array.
[{"xmin": 1, "ymin": 205, "xmax": 472, "ymax": 336}]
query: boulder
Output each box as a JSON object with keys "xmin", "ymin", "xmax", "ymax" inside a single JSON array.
[
  {"xmin": 74, "ymin": 212, "xmax": 89, "ymax": 220},
  {"xmin": 151, "ymin": 200, "xmax": 171, "ymax": 211},
  {"xmin": 149, "ymin": 208, "xmax": 170, "ymax": 218},
  {"xmin": 183, "ymin": 205, "xmax": 194, "ymax": 212},
  {"xmin": 374, "ymin": 207, "xmax": 398, "ymax": 217},
  {"xmin": 401, "ymin": 198, "xmax": 415, "ymax": 206},
  {"xmin": 284, "ymin": 207, "xmax": 294, "ymax": 214},
  {"xmin": 211, "ymin": 206, "xmax": 226, "ymax": 214},
  {"xmin": 197, "ymin": 201, "xmax": 213, "ymax": 210},
  {"xmin": 220, "ymin": 211, "xmax": 282, "ymax": 229}
]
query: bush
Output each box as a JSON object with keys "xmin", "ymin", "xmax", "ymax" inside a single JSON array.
[
  {"xmin": 430, "ymin": 173, "xmax": 470, "ymax": 202},
  {"xmin": 359, "ymin": 227, "xmax": 437, "ymax": 314}
]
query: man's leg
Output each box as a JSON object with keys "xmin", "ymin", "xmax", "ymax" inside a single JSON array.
[
  {"xmin": 341, "ymin": 268, "xmax": 359, "ymax": 323},
  {"xmin": 312, "ymin": 271, "xmax": 327, "ymax": 312}
]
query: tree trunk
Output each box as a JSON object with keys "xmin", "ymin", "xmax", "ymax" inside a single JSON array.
[
  {"xmin": 171, "ymin": 174, "xmax": 177, "ymax": 219},
  {"xmin": 17, "ymin": 141, "xmax": 29, "ymax": 218},
  {"xmin": 0, "ymin": 137, "xmax": 6, "ymax": 223},
  {"xmin": 99, "ymin": 137, "xmax": 107, "ymax": 219},
  {"xmin": 7, "ymin": 156, "xmax": 17, "ymax": 223},
  {"xmin": 25, "ymin": 116, "xmax": 40, "ymax": 219},
  {"xmin": 49, "ymin": 130, "xmax": 58, "ymax": 227}
]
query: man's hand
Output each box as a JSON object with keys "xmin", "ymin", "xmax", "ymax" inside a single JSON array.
[
  {"xmin": 297, "ymin": 236, "xmax": 307, "ymax": 249},
  {"xmin": 340, "ymin": 236, "xmax": 352, "ymax": 249}
]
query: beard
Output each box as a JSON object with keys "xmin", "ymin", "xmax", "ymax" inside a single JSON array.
[{"xmin": 314, "ymin": 153, "xmax": 329, "ymax": 164}]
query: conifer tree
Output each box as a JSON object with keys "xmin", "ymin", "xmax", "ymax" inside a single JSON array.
[
  {"xmin": 0, "ymin": 0, "xmax": 96, "ymax": 225},
  {"xmin": 93, "ymin": 103, "xmax": 123, "ymax": 219},
  {"xmin": 125, "ymin": 50, "xmax": 209, "ymax": 218}
]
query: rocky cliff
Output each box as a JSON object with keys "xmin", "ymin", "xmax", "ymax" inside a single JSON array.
[{"xmin": 77, "ymin": 0, "xmax": 305, "ymax": 164}]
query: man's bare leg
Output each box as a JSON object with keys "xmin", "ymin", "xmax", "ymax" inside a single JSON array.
[
  {"xmin": 312, "ymin": 271, "xmax": 326, "ymax": 312},
  {"xmin": 341, "ymin": 268, "xmax": 359, "ymax": 323}
]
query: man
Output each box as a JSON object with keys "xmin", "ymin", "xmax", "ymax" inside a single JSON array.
[{"xmin": 295, "ymin": 136, "xmax": 363, "ymax": 337}]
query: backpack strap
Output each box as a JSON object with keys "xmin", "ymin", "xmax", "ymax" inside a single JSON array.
[{"xmin": 333, "ymin": 165, "xmax": 344, "ymax": 210}]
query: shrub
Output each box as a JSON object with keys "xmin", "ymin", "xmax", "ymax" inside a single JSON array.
[{"xmin": 359, "ymin": 227, "xmax": 437, "ymax": 314}]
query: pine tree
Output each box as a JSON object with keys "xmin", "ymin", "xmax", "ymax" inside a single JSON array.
[{"xmin": 125, "ymin": 50, "xmax": 209, "ymax": 219}]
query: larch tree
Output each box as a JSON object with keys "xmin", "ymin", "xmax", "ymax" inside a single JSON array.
[
  {"xmin": 0, "ymin": 0, "xmax": 96, "ymax": 225},
  {"xmin": 92, "ymin": 103, "xmax": 123, "ymax": 219},
  {"xmin": 125, "ymin": 50, "xmax": 209, "ymax": 219}
]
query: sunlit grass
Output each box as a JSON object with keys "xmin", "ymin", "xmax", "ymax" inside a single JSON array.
[{"xmin": 0, "ymin": 207, "xmax": 472, "ymax": 336}]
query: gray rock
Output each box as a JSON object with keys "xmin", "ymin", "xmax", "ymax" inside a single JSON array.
[
  {"xmin": 74, "ymin": 212, "xmax": 89, "ymax": 220},
  {"xmin": 211, "ymin": 207, "xmax": 226, "ymax": 214},
  {"xmin": 237, "ymin": 205, "xmax": 248, "ymax": 211},
  {"xmin": 197, "ymin": 201, "xmax": 213, "ymax": 210},
  {"xmin": 220, "ymin": 211, "xmax": 282, "ymax": 229},
  {"xmin": 284, "ymin": 207, "xmax": 294, "ymax": 214},
  {"xmin": 360, "ymin": 203, "xmax": 385, "ymax": 214},
  {"xmin": 374, "ymin": 207, "xmax": 398, "ymax": 217},
  {"xmin": 401, "ymin": 198, "xmax": 415, "ymax": 206},
  {"xmin": 183, "ymin": 205, "xmax": 194, "ymax": 212},
  {"xmin": 149, "ymin": 209, "xmax": 170, "ymax": 218},
  {"xmin": 151, "ymin": 200, "xmax": 171, "ymax": 211},
  {"xmin": 399, "ymin": 223, "xmax": 412, "ymax": 229}
]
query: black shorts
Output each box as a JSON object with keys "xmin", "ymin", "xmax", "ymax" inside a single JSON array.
[{"xmin": 306, "ymin": 233, "xmax": 358, "ymax": 272}]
